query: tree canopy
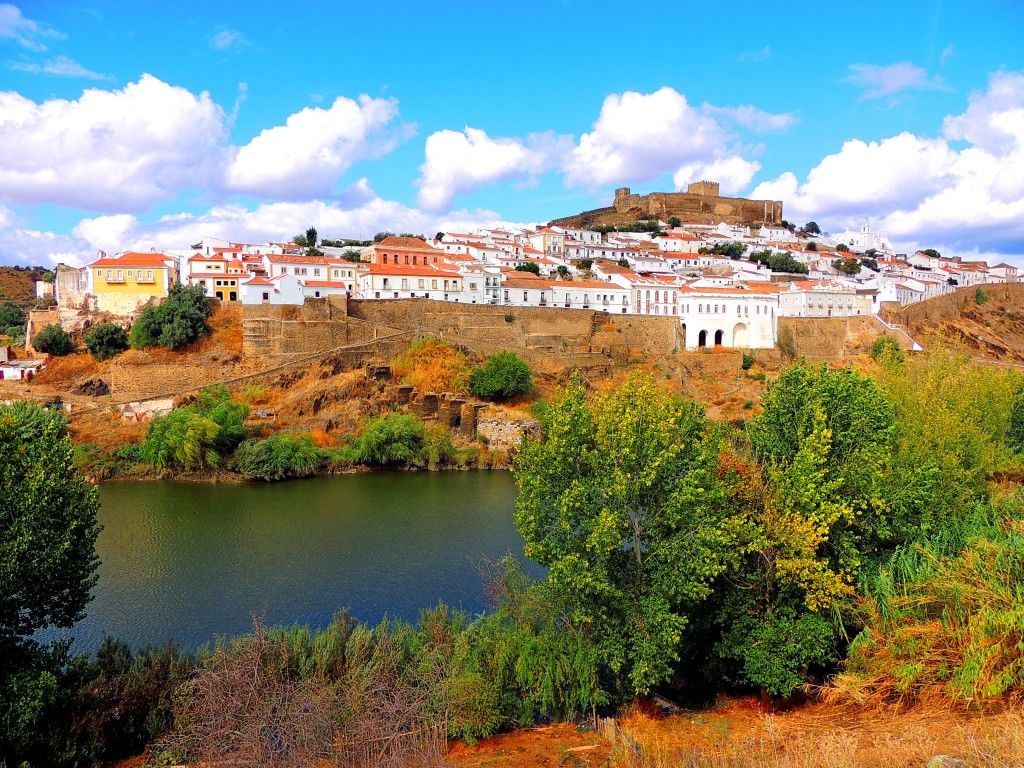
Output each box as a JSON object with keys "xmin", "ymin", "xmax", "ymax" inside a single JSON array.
[
  {"xmin": 514, "ymin": 374, "xmax": 731, "ymax": 696},
  {"xmin": 130, "ymin": 283, "xmax": 213, "ymax": 351},
  {"xmin": 0, "ymin": 402, "xmax": 100, "ymax": 658}
]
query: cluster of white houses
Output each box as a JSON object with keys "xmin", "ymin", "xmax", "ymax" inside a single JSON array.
[{"xmin": 58, "ymin": 218, "xmax": 1018, "ymax": 351}]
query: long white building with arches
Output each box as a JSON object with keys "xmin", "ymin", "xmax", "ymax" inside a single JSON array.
[{"xmin": 677, "ymin": 283, "xmax": 780, "ymax": 349}]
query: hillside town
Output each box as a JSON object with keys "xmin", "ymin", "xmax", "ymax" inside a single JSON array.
[{"xmin": 43, "ymin": 192, "xmax": 1018, "ymax": 352}]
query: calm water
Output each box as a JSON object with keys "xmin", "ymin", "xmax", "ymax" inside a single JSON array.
[{"xmin": 65, "ymin": 471, "xmax": 528, "ymax": 652}]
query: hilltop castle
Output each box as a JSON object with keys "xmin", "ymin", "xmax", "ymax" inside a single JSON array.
[{"xmin": 549, "ymin": 181, "xmax": 784, "ymax": 229}]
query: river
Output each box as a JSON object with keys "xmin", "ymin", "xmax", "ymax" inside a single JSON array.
[{"xmin": 67, "ymin": 471, "xmax": 529, "ymax": 652}]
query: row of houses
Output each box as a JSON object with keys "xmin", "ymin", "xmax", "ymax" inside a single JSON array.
[{"xmin": 51, "ymin": 216, "xmax": 1017, "ymax": 351}]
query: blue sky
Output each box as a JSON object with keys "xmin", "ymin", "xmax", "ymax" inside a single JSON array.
[{"xmin": 2, "ymin": 0, "xmax": 1024, "ymax": 265}]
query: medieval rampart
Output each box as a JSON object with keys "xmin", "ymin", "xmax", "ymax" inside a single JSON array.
[{"xmin": 550, "ymin": 185, "xmax": 783, "ymax": 228}]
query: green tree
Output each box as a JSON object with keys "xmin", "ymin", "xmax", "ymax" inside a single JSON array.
[
  {"xmin": 806, "ymin": 241, "xmax": 818, "ymax": 251},
  {"xmin": 832, "ymin": 257, "xmax": 860, "ymax": 276},
  {"xmin": 922, "ymin": 248, "xmax": 941, "ymax": 258},
  {"xmin": 578, "ymin": 259, "xmax": 593, "ymax": 270},
  {"xmin": 0, "ymin": 403, "xmax": 100, "ymax": 761},
  {"xmin": 514, "ymin": 374, "xmax": 731, "ymax": 697},
  {"xmin": 32, "ymin": 323, "xmax": 74, "ymax": 356},
  {"xmin": 804, "ymin": 221, "xmax": 821, "ymax": 235},
  {"xmin": 469, "ymin": 351, "xmax": 533, "ymax": 399},
  {"xmin": 305, "ymin": 227, "xmax": 318, "ymax": 250},
  {"xmin": 704, "ymin": 364, "xmax": 899, "ymax": 696},
  {"xmin": 515, "ymin": 261, "xmax": 541, "ymax": 275},
  {"xmin": 836, "ymin": 243, "xmax": 850, "ymax": 252},
  {"xmin": 556, "ymin": 265, "xmax": 570, "ymax": 278},
  {"xmin": 668, "ymin": 216, "xmax": 682, "ymax": 228},
  {"xmin": 0, "ymin": 403, "xmax": 100, "ymax": 657},
  {"xmin": 84, "ymin": 322, "xmax": 129, "ymax": 361},
  {"xmin": 130, "ymin": 283, "xmax": 212, "ymax": 350},
  {"xmin": 0, "ymin": 300, "xmax": 26, "ymax": 338}
]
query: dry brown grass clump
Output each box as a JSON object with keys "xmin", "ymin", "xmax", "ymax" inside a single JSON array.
[
  {"xmin": 616, "ymin": 699, "xmax": 1024, "ymax": 768},
  {"xmin": 390, "ymin": 336, "xmax": 471, "ymax": 393}
]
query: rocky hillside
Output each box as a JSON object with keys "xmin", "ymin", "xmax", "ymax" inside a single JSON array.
[{"xmin": 0, "ymin": 265, "xmax": 51, "ymax": 307}]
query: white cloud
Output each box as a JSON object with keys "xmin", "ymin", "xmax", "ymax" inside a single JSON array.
[
  {"xmin": 225, "ymin": 95, "xmax": 412, "ymax": 199},
  {"xmin": 75, "ymin": 200, "xmax": 512, "ymax": 256},
  {"xmin": 0, "ymin": 74, "xmax": 227, "ymax": 212},
  {"xmin": 416, "ymin": 127, "xmax": 571, "ymax": 212},
  {"xmin": 737, "ymin": 46, "xmax": 772, "ymax": 63},
  {"xmin": 844, "ymin": 61, "xmax": 945, "ymax": 101},
  {"xmin": 940, "ymin": 44, "xmax": 955, "ymax": 67},
  {"xmin": 209, "ymin": 28, "xmax": 247, "ymax": 52},
  {"xmin": 751, "ymin": 71, "xmax": 1024, "ymax": 259},
  {"xmin": 9, "ymin": 54, "xmax": 112, "ymax": 80},
  {"xmin": 564, "ymin": 87, "xmax": 728, "ymax": 187},
  {"xmin": 674, "ymin": 156, "xmax": 762, "ymax": 195},
  {"xmin": 0, "ymin": 4, "xmax": 63, "ymax": 51},
  {"xmin": 705, "ymin": 104, "xmax": 797, "ymax": 132}
]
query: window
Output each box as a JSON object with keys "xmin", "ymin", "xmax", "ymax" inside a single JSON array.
[
  {"xmin": 146, "ymin": 270, "xmax": 153, "ymax": 281},
  {"xmin": 127, "ymin": 270, "xmax": 133, "ymax": 278},
  {"xmin": 523, "ymin": 291, "xmax": 528, "ymax": 301},
  {"xmin": 96, "ymin": 269, "xmax": 101, "ymax": 276},
  {"xmin": 116, "ymin": 269, "xmax": 123, "ymax": 281},
  {"xmin": 313, "ymin": 268, "xmax": 320, "ymax": 276},
  {"xmin": 431, "ymin": 280, "xmax": 438, "ymax": 289},
  {"xmin": 469, "ymin": 282, "xmax": 477, "ymax": 290},
  {"xmin": 418, "ymin": 279, "xmax": 425, "ymax": 289},
  {"xmin": 383, "ymin": 255, "xmax": 388, "ymax": 264},
  {"xmin": 401, "ymin": 278, "xmax": 409, "ymax": 290},
  {"xmin": 262, "ymin": 292, "xmax": 270, "ymax": 301}
]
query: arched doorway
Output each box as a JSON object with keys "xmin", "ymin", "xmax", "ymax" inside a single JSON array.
[
  {"xmin": 733, "ymin": 323, "xmax": 749, "ymax": 347},
  {"xmin": 714, "ymin": 329, "xmax": 724, "ymax": 346},
  {"xmin": 698, "ymin": 330, "xmax": 708, "ymax": 348},
  {"xmin": 215, "ymin": 291, "xmax": 224, "ymax": 300}
]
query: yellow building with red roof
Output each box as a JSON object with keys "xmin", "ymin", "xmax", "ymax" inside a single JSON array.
[{"xmin": 87, "ymin": 251, "xmax": 177, "ymax": 315}]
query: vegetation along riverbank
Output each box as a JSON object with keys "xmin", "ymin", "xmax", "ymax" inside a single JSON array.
[{"xmin": 4, "ymin": 344, "xmax": 1024, "ymax": 766}]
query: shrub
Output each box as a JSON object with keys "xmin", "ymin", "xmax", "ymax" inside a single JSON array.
[
  {"xmin": 503, "ymin": 313, "xmax": 515, "ymax": 323},
  {"xmin": 741, "ymin": 351, "xmax": 755, "ymax": 370},
  {"xmin": 514, "ymin": 261, "xmax": 540, "ymax": 275},
  {"xmin": 870, "ymin": 335, "xmax": 904, "ymax": 365},
  {"xmin": 578, "ymin": 258, "xmax": 593, "ymax": 270},
  {"xmin": 356, "ymin": 413, "xmax": 426, "ymax": 466},
  {"xmin": 233, "ymin": 431, "xmax": 327, "ymax": 481},
  {"xmin": 130, "ymin": 283, "xmax": 212, "ymax": 350},
  {"xmin": 469, "ymin": 351, "xmax": 533, "ymax": 399},
  {"xmin": 976, "ymin": 287, "xmax": 989, "ymax": 305},
  {"xmin": 140, "ymin": 385, "xmax": 248, "ymax": 470},
  {"xmin": 84, "ymin": 323, "xmax": 129, "ymax": 361},
  {"xmin": 32, "ymin": 323, "xmax": 74, "ymax": 356}
]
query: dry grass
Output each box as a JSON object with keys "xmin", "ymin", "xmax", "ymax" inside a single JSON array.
[
  {"xmin": 616, "ymin": 698, "xmax": 1024, "ymax": 768},
  {"xmin": 30, "ymin": 351, "xmax": 101, "ymax": 388},
  {"xmin": 389, "ymin": 336, "xmax": 471, "ymax": 393}
]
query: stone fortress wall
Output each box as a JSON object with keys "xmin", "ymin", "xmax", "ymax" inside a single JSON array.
[{"xmin": 550, "ymin": 181, "xmax": 784, "ymax": 228}]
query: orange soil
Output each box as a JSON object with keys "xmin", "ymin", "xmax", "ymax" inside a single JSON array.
[{"xmin": 447, "ymin": 722, "xmax": 611, "ymax": 768}]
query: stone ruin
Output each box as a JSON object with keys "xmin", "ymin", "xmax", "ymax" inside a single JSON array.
[{"xmin": 393, "ymin": 383, "xmax": 483, "ymax": 439}]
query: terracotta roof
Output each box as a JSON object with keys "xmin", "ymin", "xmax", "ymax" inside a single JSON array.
[
  {"xmin": 302, "ymin": 281, "xmax": 349, "ymax": 288},
  {"xmin": 90, "ymin": 251, "xmax": 173, "ymax": 268},
  {"xmin": 266, "ymin": 254, "xmax": 330, "ymax": 264},
  {"xmin": 365, "ymin": 263, "xmax": 461, "ymax": 278},
  {"xmin": 502, "ymin": 276, "xmax": 554, "ymax": 289},
  {"xmin": 244, "ymin": 276, "xmax": 274, "ymax": 286},
  {"xmin": 374, "ymin": 236, "xmax": 441, "ymax": 252}
]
